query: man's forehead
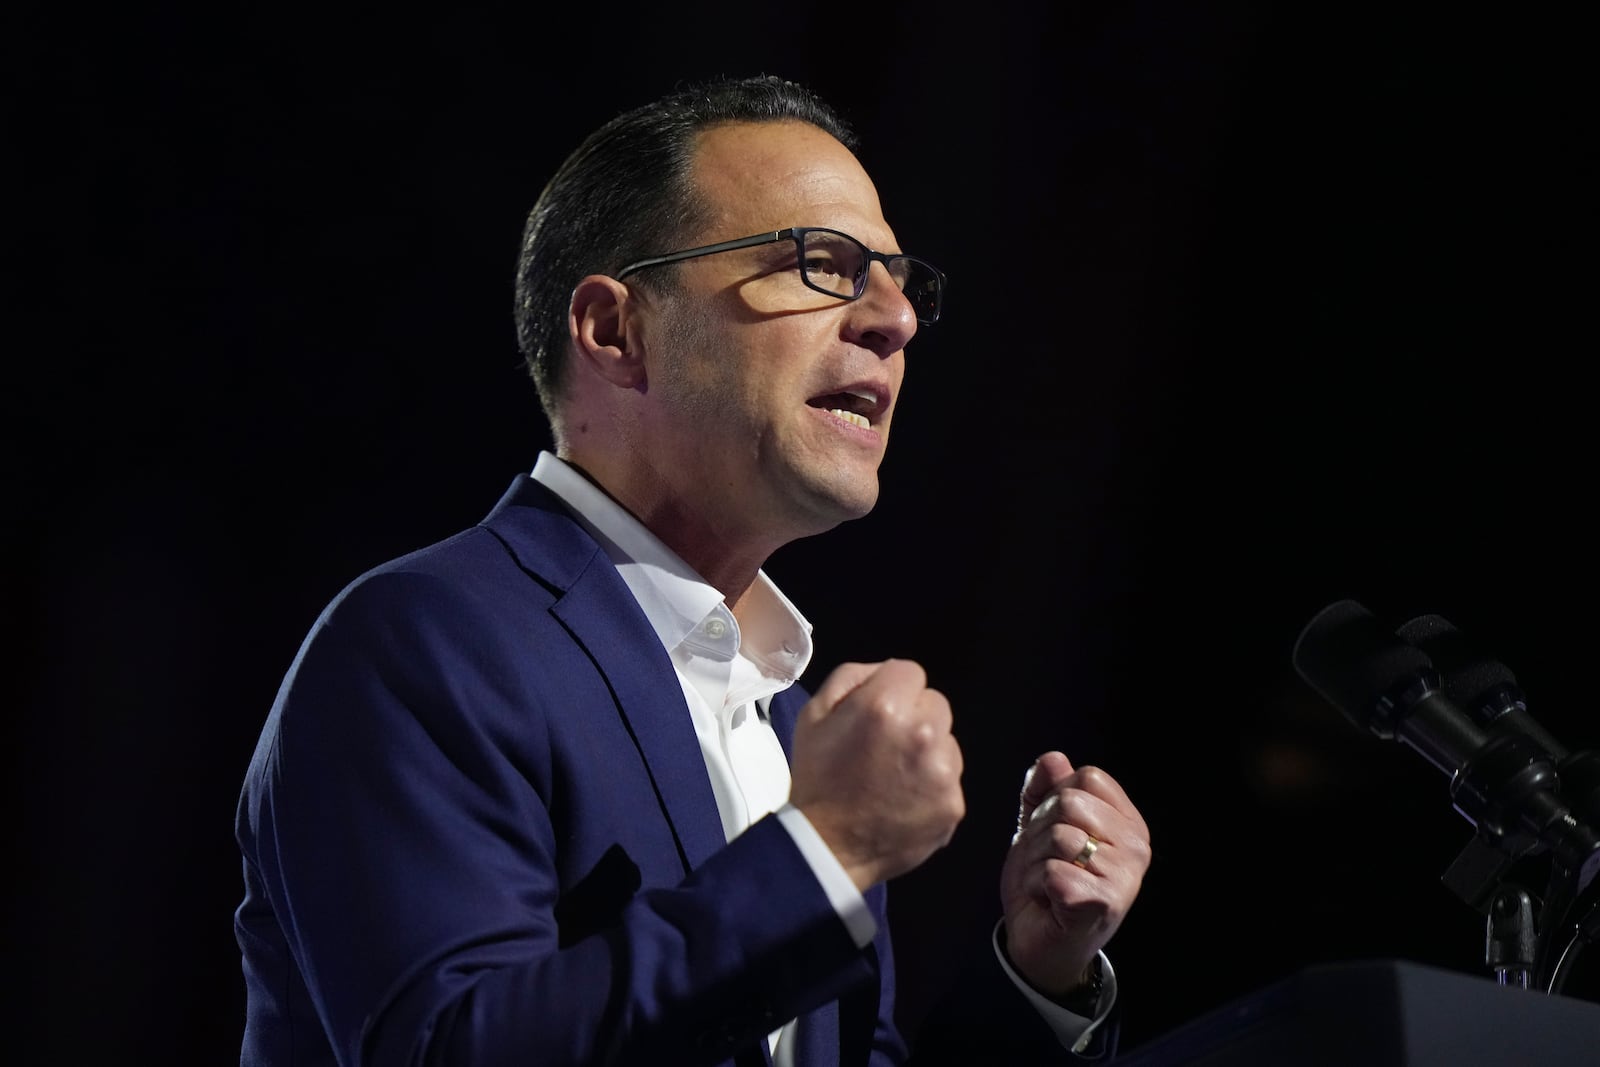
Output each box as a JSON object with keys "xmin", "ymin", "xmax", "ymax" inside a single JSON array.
[{"xmin": 690, "ymin": 121, "xmax": 891, "ymax": 240}]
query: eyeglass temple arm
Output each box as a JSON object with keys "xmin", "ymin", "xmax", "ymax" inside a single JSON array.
[{"xmin": 615, "ymin": 230, "xmax": 795, "ymax": 279}]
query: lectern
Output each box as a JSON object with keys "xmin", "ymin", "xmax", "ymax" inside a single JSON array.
[{"xmin": 1116, "ymin": 958, "xmax": 1600, "ymax": 1066}]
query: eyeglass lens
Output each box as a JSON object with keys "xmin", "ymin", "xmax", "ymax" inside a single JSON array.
[{"xmin": 797, "ymin": 230, "xmax": 940, "ymax": 322}]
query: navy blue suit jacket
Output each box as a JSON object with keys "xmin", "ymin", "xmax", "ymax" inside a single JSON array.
[{"xmin": 235, "ymin": 474, "xmax": 1100, "ymax": 1066}]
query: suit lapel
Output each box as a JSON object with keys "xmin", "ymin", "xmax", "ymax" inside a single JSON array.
[
  {"xmin": 482, "ymin": 475, "xmax": 728, "ymax": 875},
  {"xmin": 769, "ymin": 686, "xmax": 805, "ymax": 762},
  {"xmin": 554, "ymin": 555, "xmax": 730, "ymax": 872}
]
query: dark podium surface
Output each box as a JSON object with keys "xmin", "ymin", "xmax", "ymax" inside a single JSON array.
[{"xmin": 1116, "ymin": 958, "xmax": 1600, "ymax": 1066}]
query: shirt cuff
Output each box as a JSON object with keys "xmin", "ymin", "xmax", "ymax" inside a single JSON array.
[
  {"xmin": 774, "ymin": 803, "xmax": 877, "ymax": 948},
  {"xmin": 990, "ymin": 919, "xmax": 1118, "ymax": 1055}
]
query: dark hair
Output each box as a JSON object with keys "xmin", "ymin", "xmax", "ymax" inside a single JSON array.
[{"xmin": 512, "ymin": 74, "xmax": 859, "ymax": 422}]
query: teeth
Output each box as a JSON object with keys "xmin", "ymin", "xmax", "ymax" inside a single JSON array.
[
  {"xmin": 828, "ymin": 409, "xmax": 870, "ymax": 429},
  {"xmin": 845, "ymin": 388, "xmax": 877, "ymax": 403}
]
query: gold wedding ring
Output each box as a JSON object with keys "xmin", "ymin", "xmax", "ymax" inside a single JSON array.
[{"xmin": 1072, "ymin": 835, "xmax": 1099, "ymax": 870}]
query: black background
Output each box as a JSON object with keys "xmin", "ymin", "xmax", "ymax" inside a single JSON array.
[{"xmin": 10, "ymin": 2, "xmax": 1596, "ymax": 1061}]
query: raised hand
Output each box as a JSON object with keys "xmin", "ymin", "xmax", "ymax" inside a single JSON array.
[
  {"xmin": 789, "ymin": 659, "xmax": 965, "ymax": 891},
  {"xmin": 999, "ymin": 751, "xmax": 1151, "ymax": 997}
]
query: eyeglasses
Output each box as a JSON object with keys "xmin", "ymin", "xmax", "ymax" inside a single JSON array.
[{"xmin": 615, "ymin": 226, "xmax": 945, "ymax": 325}]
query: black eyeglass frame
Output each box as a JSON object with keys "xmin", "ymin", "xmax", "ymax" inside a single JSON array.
[{"xmin": 614, "ymin": 226, "xmax": 945, "ymax": 325}]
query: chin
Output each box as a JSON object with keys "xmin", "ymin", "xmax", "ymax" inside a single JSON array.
[
  {"xmin": 773, "ymin": 458, "xmax": 882, "ymax": 532},
  {"xmin": 816, "ymin": 476, "xmax": 881, "ymax": 525}
]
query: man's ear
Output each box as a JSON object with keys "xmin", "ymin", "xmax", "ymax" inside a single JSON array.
[{"xmin": 570, "ymin": 275, "xmax": 646, "ymax": 389}]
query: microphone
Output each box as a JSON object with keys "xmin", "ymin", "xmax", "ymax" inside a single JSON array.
[
  {"xmin": 1292, "ymin": 599, "xmax": 1593, "ymax": 869},
  {"xmin": 1398, "ymin": 612, "xmax": 1600, "ymax": 837},
  {"xmin": 1396, "ymin": 613, "xmax": 1568, "ymax": 761}
]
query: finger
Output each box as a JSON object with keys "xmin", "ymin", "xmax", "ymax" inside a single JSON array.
[
  {"xmin": 852, "ymin": 657, "xmax": 929, "ymax": 706},
  {"xmin": 1022, "ymin": 802, "xmax": 1151, "ymax": 901},
  {"xmin": 831, "ymin": 658, "xmax": 940, "ymax": 729},
  {"xmin": 912, "ymin": 684, "xmax": 954, "ymax": 739},
  {"xmin": 1017, "ymin": 751, "xmax": 1075, "ymax": 826},
  {"xmin": 1021, "ymin": 821, "xmax": 1105, "ymax": 873},
  {"xmin": 1062, "ymin": 765, "xmax": 1150, "ymax": 840},
  {"xmin": 802, "ymin": 660, "xmax": 887, "ymax": 722},
  {"xmin": 1064, "ymin": 825, "xmax": 1103, "ymax": 872},
  {"xmin": 1017, "ymin": 785, "xmax": 1144, "ymax": 882}
]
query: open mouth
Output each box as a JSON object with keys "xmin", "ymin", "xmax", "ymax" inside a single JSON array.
[{"xmin": 807, "ymin": 387, "xmax": 881, "ymax": 430}]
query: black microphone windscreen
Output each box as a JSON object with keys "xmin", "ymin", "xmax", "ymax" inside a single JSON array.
[
  {"xmin": 1398, "ymin": 613, "xmax": 1567, "ymax": 761},
  {"xmin": 1293, "ymin": 599, "xmax": 1432, "ymax": 735},
  {"xmin": 1397, "ymin": 613, "xmax": 1522, "ymax": 707}
]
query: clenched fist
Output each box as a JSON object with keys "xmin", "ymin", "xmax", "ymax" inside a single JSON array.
[
  {"xmin": 788, "ymin": 659, "xmax": 965, "ymax": 891},
  {"xmin": 1000, "ymin": 751, "xmax": 1151, "ymax": 998}
]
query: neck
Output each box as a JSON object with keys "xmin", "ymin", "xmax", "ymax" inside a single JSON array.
[{"xmin": 556, "ymin": 451, "xmax": 778, "ymax": 614}]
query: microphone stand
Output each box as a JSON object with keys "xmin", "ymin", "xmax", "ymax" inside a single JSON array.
[
  {"xmin": 1533, "ymin": 743, "xmax": 1600, "ymax": 995},
  {"xmin": 1485, "ymin": 885, "xmax": 1536, "ymax": 988},
  {"xmin": 1544, "ymin": 895, "xmax": 1600, "ymax": 995},
  {"xmin": 1436, "ymin": 742, "xmax": 1600, "ymax": 996}
]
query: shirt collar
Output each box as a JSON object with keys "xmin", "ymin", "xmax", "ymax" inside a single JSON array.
[{"xmin": 530, "ymin": 451, "xmax": 813, "ymax": 682}]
